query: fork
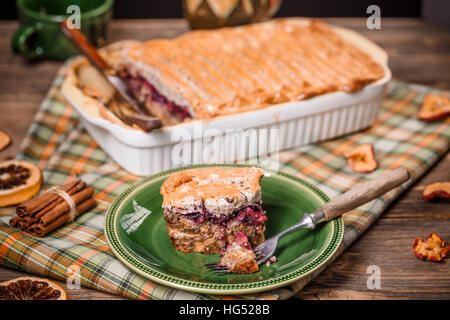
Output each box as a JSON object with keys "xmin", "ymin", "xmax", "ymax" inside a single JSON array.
[{"xmin": 205, "ymin": 167, "xmax": 410, "ymax": 273}]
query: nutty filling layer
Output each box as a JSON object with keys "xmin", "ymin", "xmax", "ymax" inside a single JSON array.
[
  {"xmin": 181, "ymin": 204, "xmax": 267, "ymax": 227},
  {"xmin": 121, "ymin": 69, "xmax": 192, "ymax": 121}
]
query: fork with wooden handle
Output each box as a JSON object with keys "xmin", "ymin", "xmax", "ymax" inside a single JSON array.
[
  {"xmin": 59, "ymin": 20, "xmax": 162, "ymax": 132},
  {"xmin": 206, "ymin": 167, "xmax": 410, "ymax": 273}
]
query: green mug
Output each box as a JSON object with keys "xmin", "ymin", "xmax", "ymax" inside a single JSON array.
[{"xmin": 12, "ymin": 0, "xmax": 113, "ymax": 60}]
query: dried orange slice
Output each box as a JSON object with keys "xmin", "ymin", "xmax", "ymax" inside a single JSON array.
[
  {"xmin": 0, "ymin": 129, "xmax": 11, "ymax": 152},
  {"xmin": 0, "ymin": 276, "xmax": 69, "ymax": 300},
  {"xmin": 0, "ymin": 160, "xmax": 42, "ymax": 207}
]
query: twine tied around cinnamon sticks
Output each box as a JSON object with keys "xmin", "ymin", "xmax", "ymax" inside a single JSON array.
[
  {"xmin": 10, "ymin": 179, "xmax": 96, "ymax": 237},
  {"xmin": 48, "ymin": 186, "xmax": 78, "ymax": 222}
]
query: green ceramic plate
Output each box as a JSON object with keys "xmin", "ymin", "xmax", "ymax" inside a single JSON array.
[{"xmin": 105, "ymin": 164, "xmax": 344, "ymax": 295}]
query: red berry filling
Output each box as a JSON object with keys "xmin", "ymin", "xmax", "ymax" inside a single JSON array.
[
  {"xmin": 184, "ymin": 204, "xmax": 266, "ymax": 227},
  {"xmin": 121, "ymin": 70, "xmax": 192, "ymax": 120}
]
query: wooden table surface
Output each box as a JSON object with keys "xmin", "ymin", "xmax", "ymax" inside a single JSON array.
[{"xmin": 0, "ymin": 18, "xmax": 449, "ymax": 300}]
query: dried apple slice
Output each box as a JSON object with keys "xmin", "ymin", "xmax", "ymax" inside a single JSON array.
[
  {"xmin": 423, "ymin": 181, "xmax": 450, "ymax": 201},
  {"xmin": 418, "ymin": 94, "xmax": 450, "ymax": 121},
  {"xmin": 344, "ymin": 144, "xmax": 378, "ymax": 173},
  {"xmin": 0, "ymin": 276, "xmax": 69, "ymax": 300},
  {"xmin": 413, "ymin": 232, "xmax": 450, "ymax": 262},
  {"xmin": 0, "ymin": 129, "xmax": 11, "ymax": 152},
  {"xmin": 0, "ymin": 160, "xmax": 42, "ymax": 207}
]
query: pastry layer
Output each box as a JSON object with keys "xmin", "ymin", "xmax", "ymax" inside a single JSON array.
[{"xmin": 123, "ymin": 19, "xmax": 385, "ymax": 120}]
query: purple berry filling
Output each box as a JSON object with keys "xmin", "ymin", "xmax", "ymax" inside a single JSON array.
[
  {"xmin": 219, "ymin": 231, "xmax": 252, "ymax": 256},
  {"xmin": 184, "ymin": 204, "xmax": 266, "ymax": 227},
  {"xmin": 235, "ymin": 205, "xmax": 267, "ymax": 226},
  {"xmin": 121, "ymin": 70, "xmax": 191, "ymax": 120},
  {"xmin": 185, "ymin": 211, "xmax": 208, "ymax": 224}
]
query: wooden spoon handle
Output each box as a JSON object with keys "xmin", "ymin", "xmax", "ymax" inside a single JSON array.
[
  {"xmin": 123, "ymin": 114, "xmax": 163, "ymax": 132},
  {"xmin": 321, "ymin": 168, "xmax": 410, "ymax": 221},
  {"xmin": 59, "ymin": 20, "xmax": 108, "ymax": 71},
  {"xmin": 60, "ymin": 20, "xmax": 162, "ymax": 132}
]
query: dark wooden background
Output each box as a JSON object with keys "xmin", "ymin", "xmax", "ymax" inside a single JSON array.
[
  {"xmin": 2, "ymin": 0, "xmax": 423, "ymax": 19},
  {"xmin": 0, "ymin": 18, "xmax": 449, "ymax": 299},
  {"xmin": 2, "ymin": 1, "xmax": 449, "ymax": 28}
]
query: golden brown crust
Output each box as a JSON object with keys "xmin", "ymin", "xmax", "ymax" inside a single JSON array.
[
  {"xmin": 160, "ymin": 167, "xmax": 263, "ymax": 207},
  {"xmin": 229, "ymin": 260, "xmax": 259, "ymax": 274},
  {"xmin": 125, "ymin": 19, "xmax": 385, "ymax": 119}
]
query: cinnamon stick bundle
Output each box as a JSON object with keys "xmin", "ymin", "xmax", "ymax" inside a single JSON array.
[{"xmin": 10, "ymin": 179, "xmax": 96, "ymax": 237}]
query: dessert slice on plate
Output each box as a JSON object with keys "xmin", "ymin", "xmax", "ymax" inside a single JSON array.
[
  {"xmin": 160, "ymin": 167, "xmax": 266, "ymax": 255},
  {"xmin": 219, "ymin": 231, "xmax": 259, "ymax": 274}
]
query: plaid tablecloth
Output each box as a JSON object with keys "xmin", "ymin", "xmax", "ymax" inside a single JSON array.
[{"xmin": 0, "ymin": 66, "xmax": 449, "ymax": 300}]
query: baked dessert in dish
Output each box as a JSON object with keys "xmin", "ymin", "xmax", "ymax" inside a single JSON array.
[
  {"xmin": 60, "ymin": 18, "xmax": 390, "ymax": 176},
  {"xmin": 219, "ymin": 231, "xmax": 259, "ymax": 274},
  {"xmin": 160, "ymin": 167, "xmax": 266, "ymax": 255},
  {"xmin": 62, "ymin": 19, "xmax": 387, "ymax": 131},
  {"xmin": 121, "ymin": 19, "xmax": 385, "ymax": 125}
]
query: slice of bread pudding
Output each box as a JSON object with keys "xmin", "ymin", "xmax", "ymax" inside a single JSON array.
[{"xmin": 160, "ymin": 167, "xmax": 266, "ymax": 255}]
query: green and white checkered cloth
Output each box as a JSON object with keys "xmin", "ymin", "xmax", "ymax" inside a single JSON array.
[{"xmin": 0, "ymin": 65, "xmax": 449, "ymax": 299}]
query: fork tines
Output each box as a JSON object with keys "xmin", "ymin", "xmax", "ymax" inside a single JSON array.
[
  {"xmin": 204, "ymin": 264, "xmax": 229, "ymax": 273},
  {"xmin": 204, "ymin": 262, "xmax": 220, "ymax": 268}
]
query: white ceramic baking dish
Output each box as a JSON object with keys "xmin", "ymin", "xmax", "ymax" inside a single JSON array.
[{"xmin": 61, "ymin": 19, "xmax": 391, "ymax": 176}]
